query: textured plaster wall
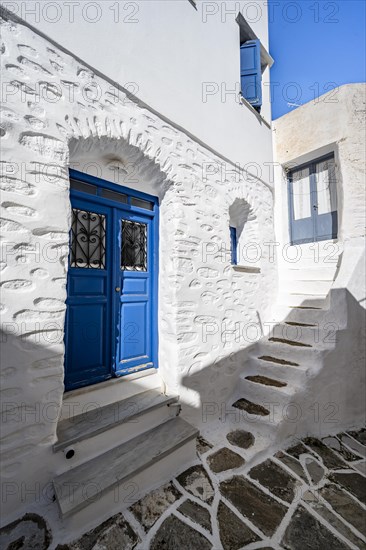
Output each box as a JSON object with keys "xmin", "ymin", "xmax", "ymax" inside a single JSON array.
[
  {"xmin": 272, "ymin": 84, "xmax": 366, "ymax": 440},
  {"xmin": 1, "ymin": 0, "xmax": 273, "ymax": 169},
  {"xmin": 279, "ymin": 241, "xmax": 366, "ymax": 441},
  {"xmin": 273, "ymin": 83, "xmax": 366, "ymax": 248},
  {"xmin": 0, "ymin": 11, "xmax": 276, "ymax": 522}
]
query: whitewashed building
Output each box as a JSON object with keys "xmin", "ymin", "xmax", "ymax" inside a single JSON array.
[{"xmin": 0, "ymin": 0, "xmax": 364, "ymax": 546}]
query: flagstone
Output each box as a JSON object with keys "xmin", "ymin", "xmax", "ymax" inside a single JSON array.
[
  {"xmin": 177, "ymin": 499, "xmax": 212, "ymax": 533},
  {"xmin": 207, "ymin": 447, "xmax": 245, "ymax": 473},
  {"xmin": 150, "ymin": 515, "xmax": 211, "ymax": 550},
  {"xmin": 220, "ymin": 475, "xmax": 287, "ymax": 536},
  {"xmin": 281, "ymin": 505, "xmax": 350, "ymax": 550},
  {"xmin": 217, "ymin": 501, "xmax": 261, "ymax": 549},
  {"xmin": 176, "ymin": 465, "xmax": 215, "ymax": 504},
  {"xmin": 249, "ymin": 459, "xmax": 299, "ymax": 503},
  {"xmin": 129, "ymin": 482, "xmax": 181, "ymax": 532},
  {"xmin": 226, "ymin": 429, "xmax": 255, "ymax": 449}
]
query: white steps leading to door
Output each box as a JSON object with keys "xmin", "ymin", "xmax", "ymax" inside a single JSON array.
[
  {"xmin": 54, "ymin": 389, "xmax": 179, "ymax": 452},
  {"xmin": 244, "ymin": 356, "xmax": 309, "ymax": 386},
  {"xmin": 256, "ymin": 338, "xmax": 325, "ymax": 365},
  {"xmin": 60, "ymin": 368, "xmax": 162, "ymax": 420},
  {"xmin": 277, "ymin": 291, "xmax": 329, "ymax": 308},
  {"xmin": 53, "ymin": 417, "xmax": 198, "ymax": 517},
  {"xmin": 280, "ymin": 265, "xmax": 337, "ymax": 281},
  {"xmin": 53, "ymin": 388, "xmax": 189, "ymax": 470},
  {"xmin": 228, "ymin": 249, "xmax": 342, "ymax": 463},
  {"xmin": 280, "ymin": 240, "xmax": 342, "ymax": 258},
  {"xmin": 281, "ymin": 279, "xmax": 333, "ymax": 295},
  {"xmin": 268, "ymin": 322, "xmax": 335, "ymax": 347},
  {"xmin": 239, "ymin": 375, "xmax": 296, "ymax": 404},
  {"xmin": 54, "ymin": 384, "xmax": 199, "ymax": 522},
  {"xmin": 269, "ymin": 304, "xmax": 337, "ymax": 326}
]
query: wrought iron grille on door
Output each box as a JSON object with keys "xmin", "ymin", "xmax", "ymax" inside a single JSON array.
[
  {"xmin": 70, "ymin": 208, "xmax": 106, "ymax": 269},
  {"xmin": 121, "ymin": 220, "xmax": 147, "ymax": 271}
]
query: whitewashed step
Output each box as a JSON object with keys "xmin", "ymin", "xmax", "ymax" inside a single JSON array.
[
  {"xmin": 280, "ymin": 266, "xmax": 336, "ymax": 281},
  {"xmin": 278, "ymin": 292, "xmax": 329, "ymax": 308},
  {"xmin": 229, "ymin": 396, "xmax": 282, "ymax": 431},
  {"xmin": 269, "ymin": 323, "xmax": 337, "ymax": 348},
  {"xmin": 246, "ymin": 356, "xmax": 308, "ymax": 386},
  {"xmin": 53, "ymin": 403, "xmax": 179, "ymax": 470},
  {"xmin": 270, "ymin": 304, "xmax": 335, "ymax": 325},
  {"xmin": 257, "ymin": 339, "xmax": 325, "ymax": 364},
  {"xmin": 54, "ymin": 417, "xmax": 198, "ymax": 517},
  {"xmin": 54, "ymin": 389, "xmax": 178, "ymax": 452},
  {"xmin": 239, "ymin": 374, "xmax": 297, "ymax": 405},
  {"xmin": 60, "ymin": 369, "xmax": 161, "ymax": 420},
  {"xmin": 282, "ymin": 240, "xmax": 342, "ymax": 259},
  {"xmin": 281, "ymin": 279, "xmax": 332, "ymax": 296},
  {"xmin": 279, "ymin": 256, "xmax": 339, "ymax": 269}
]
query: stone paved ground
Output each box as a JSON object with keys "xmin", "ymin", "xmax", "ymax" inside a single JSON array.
[{"xmin": 1, "ymin": 428, "xmax": 365, "ymax": 549}]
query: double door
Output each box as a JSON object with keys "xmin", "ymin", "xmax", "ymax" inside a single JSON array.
[{"xmin": 64, "ymin": 172, "xmax": 158, "ymax": 391}]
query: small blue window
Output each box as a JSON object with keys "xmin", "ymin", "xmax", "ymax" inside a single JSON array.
[
  {"xmin": 230, "ymin": 226, "xmax": 237, "ymax": 265},
  {"xmin": 240, "ymin": 39, "xmax": 262, "ymax": 112}
]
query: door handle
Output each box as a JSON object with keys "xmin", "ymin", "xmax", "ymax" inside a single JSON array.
[
  {"xmin": 313, "ymin": 205, "xmax": 318, "ymax": 210},
  {"xmin": 115, "ymin": 287, "xmax": 121, "ymax": 292}
]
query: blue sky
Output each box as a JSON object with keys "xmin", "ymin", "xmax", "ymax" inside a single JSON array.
[{"xmin": 268, "ymin": 0, "xmax": 366, "ymax": 119}]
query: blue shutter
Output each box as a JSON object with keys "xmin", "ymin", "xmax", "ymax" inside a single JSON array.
[
  {"xmin": 230, "ymin": 226, "xmax": 237, "ymax": 265},
  {"xmin": 240, "ymin": 39, "xmax": 262, "ymax": 109}
]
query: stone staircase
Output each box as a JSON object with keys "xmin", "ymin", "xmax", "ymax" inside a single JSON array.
[
  {"xmin": 226, "ymin": 243, "xmax": 342, "ymax": 464},
  {"xmin": 52, "ymin": 371, "xmax": 198, "ymax": 527}
]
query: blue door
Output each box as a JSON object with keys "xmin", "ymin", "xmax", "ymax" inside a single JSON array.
[
  {"xmin": 288, "ymin": 154, "xmax": 338, "ymax": 245},
  {"xmin": 64, "ymin": 171, "xmax": 158, "ymax": 391},
  {"xmin": 115, "ymin": 210, "xmax": 155, "ymax": 374}
]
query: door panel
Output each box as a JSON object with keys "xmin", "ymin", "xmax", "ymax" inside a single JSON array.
[
  {"xmin": 115, "ymin": 213, "xmax": 153, "ymax": 374},
  {"xmin": 64, "ymin": 199, "xmax": 112, "ymax": 390},
  {"xmin": 120, "ymin": 302, "xmax": 148, "ymax": 361},
  {"xmin": 67, "ymin": 303, "xmax": 107, "ymax": 374}
]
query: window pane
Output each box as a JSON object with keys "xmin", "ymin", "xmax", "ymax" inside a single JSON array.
[
  {"xmin": 70, "ymin": 209, "xmax": 106, "ymax": 269},
  {"xmin": 230, "ymin": 226, "xmax": 237, "ymax": 265},
  {"xmin": 101, "ymin": 188, "xmax": 128, "ymax": 204},
  {"xmin": 292, "ymin": 167, "xmax": 311, "ymax": 220},
  {"xmin": 121, "ymin": 220, "xmax": 147, "ymax": 271},
  {"xmin": 131, "ymin": 197, "xmax": 154, "ymax": 211},
  {"xmin": 70, "ymin": 179, "xmax": 97, "ymax": 195},
  {"xmin": 315, "ymin": 158, "xmax": 337, "ymax": 214}
]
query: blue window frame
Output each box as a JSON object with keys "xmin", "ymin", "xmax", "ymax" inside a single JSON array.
[
  {"xmin": 230, "ymin": 226, "xmax": 237, "ymax": 265},
  {"xmin": 240, "ymin": 39, "xmax": 262, "ymax": 112}
]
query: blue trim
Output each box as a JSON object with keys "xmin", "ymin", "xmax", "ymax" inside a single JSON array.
[
  {"xmin": 69, "ymin": 169, "xmax": 159, "ymax": 205},
  {"xmin": 230, "ymin": 226, "xmax": 237, "ymax": 265},
  {"xmin": 240, "ymin": 39, "xmax": 262, "ymax": 109},
  {"xmin": 152, "ymin": 200, "xmax": 159, "ymax": 373}
]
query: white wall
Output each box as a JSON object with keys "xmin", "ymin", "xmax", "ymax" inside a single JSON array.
[
  {"xmin": 273, "ymin": 83, "xmax": 366, "ymax": 251},
  {"xmin": 271, "ymin": 84, "xmax": 366, "ymax": 440},
  {"xmin": 275, "ymin": 240, "xmax": 366, "ymax": 442},
  {"xmin": 1, "ymin": 0, "xmax": 273, "ymax": 177},
  {"xmin": 0, "ymin": 11, "xmax": 277, "ymax": 524}
]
